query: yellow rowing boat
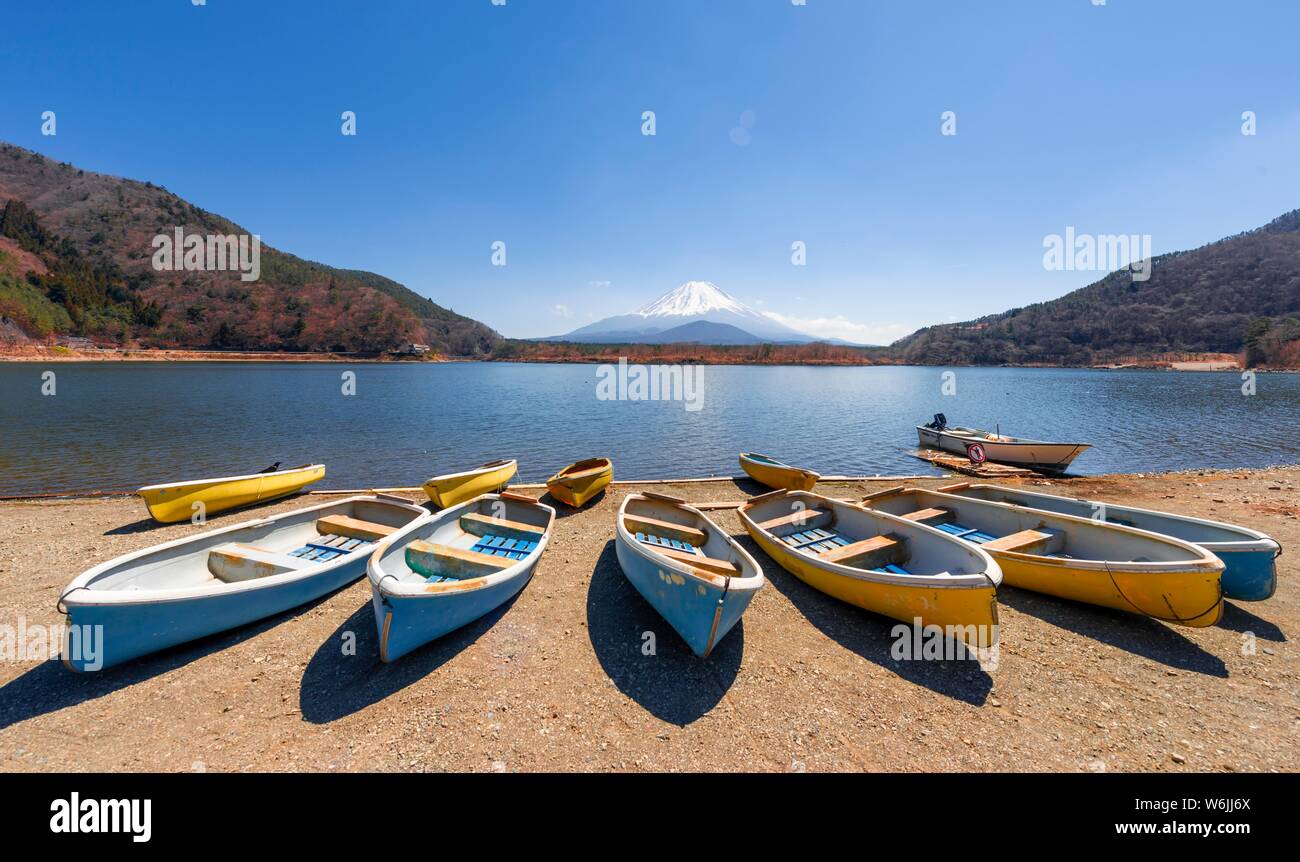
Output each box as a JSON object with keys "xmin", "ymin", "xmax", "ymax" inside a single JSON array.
[
  {"xmin": 136, "ymin": 463, "xmax": 326, "ymax": 523},
  {"xmin": 738, "ymin": 489, "xmax": 1001, "ymax": 647},
  {"xmin": 861, "ymin": 486, "xmax": 1225, "ymax": 627},
  {"xmin": 422, "ymin": 459, "xmax": 518, "ymax": 509},
  {"xmin": 545, "ymin": 458, "xmax": 613, "ymax": 508},
  {"xmin": 738, "ymin": 452, "xmax": 819, "ymax": 492}
]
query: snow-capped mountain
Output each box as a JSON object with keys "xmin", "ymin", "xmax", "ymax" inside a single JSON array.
[{"xmin": 550, "ymin": 281, "xmax": 823, "ymax": 344}]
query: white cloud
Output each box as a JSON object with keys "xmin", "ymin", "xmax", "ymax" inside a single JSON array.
[
  {"xmin": 552, "ymin": 304, "xmax": 572, "ymax": 317},
  {"xmin": 588, "ymin": 280, "xmax": 611, "ymax": 289},
  {"xmin": 762, "ymin": 311, "xmax": 915, "ymax": 346}
]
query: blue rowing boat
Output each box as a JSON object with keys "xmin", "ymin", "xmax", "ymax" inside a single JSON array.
[
  {"xmin": 614, "ymin": 491, "xmax": 764, "ymax": 657},
  {"xmin": 368, "ymin": 492, "xmax": 555, "ymax": 662}
]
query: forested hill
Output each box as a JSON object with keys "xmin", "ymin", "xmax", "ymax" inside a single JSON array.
[
  {"xmin": 0, "ymin": 142, "xmax": 500, "ymax": 355},
  {"xmin": 891, "ymin": 210, "xmax": 1300, "ymax": 368}
]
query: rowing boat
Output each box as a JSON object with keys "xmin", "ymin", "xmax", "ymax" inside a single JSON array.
[
  {"xmin": 738, "ymin": 452, "xmax": 819, "ymax": 492},
  {"xmin": 614, "ymin": 492, "xmax": 763, "ymax": 657},
  {"xmin": 860, "ymin": 486, "xmax": 1224, "ymax": 627},
  {"xmin": 917, "ymin": 415, "xmax": 1090, "ymax": 472},
  {"xmin": 369, "ymin": 492, "xmax": 555, "ymax": 661},
  {"xmin": 422, "ymin": 459, "xmax": 518, "ymax": 509},
  {"xmin": 136, "ymin": 463, "xmax": 326, "ymax": 523},
  {"xmin": 545, "ymin": 458, "xmax": 613, "ymax": 508},
  {"xmin": 59, "ymin": 494, "xmax": 429, "ymax": 671},
  {"xmin": 739, "ymin": 490, "xmax": 1000, "ymax": 645},
  {"xmin": 937, "ymin": 482, "xmax": 1280, "ymax": 601}
]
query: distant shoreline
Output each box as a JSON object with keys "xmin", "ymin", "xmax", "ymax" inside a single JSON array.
[
  {"xmin": 3, "ymin": 345, "xmax": 1296, "ymax": 372},
  {"xmin": 0, "ymin": 346, "xmax": 445, "ymax": 363}
]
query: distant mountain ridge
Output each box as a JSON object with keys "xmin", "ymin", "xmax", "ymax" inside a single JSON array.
[
  {"xmin": 892, "ymin": 208, "xmax": 1300, "ymax": 367},
  {"xmin": 548, "ymin": 280, "xmax": 860, "ymax": 345},
  {"xmin": 0, "ymin": 142, "xmax": 500, "ymax": 354}
]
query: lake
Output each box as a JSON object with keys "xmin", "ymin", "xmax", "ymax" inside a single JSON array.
[{"xmin": 1, "ymin": 362, "xmax": 1296, "ymax": 496}]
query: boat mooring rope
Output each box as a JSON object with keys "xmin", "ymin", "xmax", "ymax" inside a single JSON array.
[
  {"xmin": 55, "ymin": 586, "xmax": 89, "ymax": 615},
  {"xmin": 1102, "ymin": 560, "xmax": 1223, "ymax": 625}
]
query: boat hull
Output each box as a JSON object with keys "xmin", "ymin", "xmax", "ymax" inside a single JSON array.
[
  {"xmin": 64, "ymin": 557, "xmax": 366, "ymax": 671},
  {"xmin": 423, "ymin": 461, "xmax": 518, "ymax": 509},
  {"xmin": 862, "ymin": 487, "xmax": 1224, "ymax": 627},
  {"xmin": 744, "ymin": 524, "xmax": 998, "ymax": 643},
  {"xmin": 738, "ymin": 453, "xmax": 819, "ymax": 492},
  {"xmin": 61, "ymin": 495, "xmax": 427, "ymax": 671},
  {"xmin": 546, "ymin": 459, "xmax": 613, "ymax": 508},
  {"xmin": 614, "ymin": 537, "xmax": 756, "ymax": 657},
  {"xmin": 994, "ymin": 554, "xmax": 1223, "ymax": 627},
  {"xmin": 614, "ymin": 494, "xmax": 762, "ymax": 657},
  {"xmin": 373, "ymin": 558, "xmax": 538, "ymax": 662},
  {"xmin": 1211, "ymin": 547, "xmax": 1278, "ymax": 601},
  {"xmin": 369, "ymin": 492, "xmax": 555, "ymax": 661},
  {"xmin": 917, "ymin": 427, "xmax": 1088, "ymax": 471},
  {"xmin": 138, "ymin": 464, "xmax": 326, "ymax": 523},
  {"xmin": 941, "ymin": 483, "xmax": 1279, "ymax": 601}
]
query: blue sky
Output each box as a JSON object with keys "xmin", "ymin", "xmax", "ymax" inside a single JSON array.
[{"xmin": 2, "ymin": 0, "xmax": 1298, "ymax": 341}]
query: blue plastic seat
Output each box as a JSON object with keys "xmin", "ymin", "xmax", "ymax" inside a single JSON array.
[
  {"xmin": 635, "ymin": 532, "xmax": 696, "ymax": 554},
  {"xmin": 290, "ymin": 534, "xmax": 369, "ymax": 561},
  {"xmin": 470, "ymin": 533, "xmax": 538, "ymax": 561}
]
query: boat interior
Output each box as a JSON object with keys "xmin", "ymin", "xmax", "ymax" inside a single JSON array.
[
  {"xmin": 866, "ymin": 490, "xmax": 1205, "ymax": 563},
  {"xmin": 622, "ymin": 493, "xmax": 748, "ymax": 580},
  {"xmin": 86, "ymin": 498, "xmax": 420, "ymax": 593},
  {"xmin": 745, "ymin": 492, "xmax": 986, "ymax": 577},
  {"xmin": 554, "ymin": 458, "xmax": 611, "ymax": 480},
  {"xmin": 949, "ymin": 485, "xmax": 1251, "ymax": 544},
  {"xmin": 377, "ymin": 495, "xmax": 552, "ymax": 587}
]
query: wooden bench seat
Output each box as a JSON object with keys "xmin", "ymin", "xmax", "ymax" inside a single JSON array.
[
  {"xmin": 757, "ymin": 507, "xmax": 833, "ymax": 533},
  {"xmin": 459, "ymin": 511, "xmax": 546, "ymax": 542},
  {"xmin": 406, "ymin": 539, "xmax": 514, "ymax": 579},
  {"xmin": 982, "ymin": 529, "xmax": 1056, "ymax": 554},
  {"xmin": 208, "ymin": 543, "xmax": 306, "ymax": 582},
  {"xmin": 622, "ymin": 514, "xmax": 706, "ymax": 546},
  {"xmin": 901, "ymin": 507, "xmax": 952, "ymax": 526},
  {"xmin": 819, "ymin": 534, "xmax": 905, "ymax": 568},
  {"xmin": 315, "ymin": 514, "xmax": 396, "ymax": 542},
  {"xmin": 640, "ymin": 543, "xmax": 739, "ymax": 576}
]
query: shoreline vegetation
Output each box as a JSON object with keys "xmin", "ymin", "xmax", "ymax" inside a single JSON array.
[
  {"xmin": 2, "ymin": 142, "xmax": 1298, "ymax": 370},
  {"xmin": 3, "ymin": 342, "xmax": 1293, "ymax": 371}
]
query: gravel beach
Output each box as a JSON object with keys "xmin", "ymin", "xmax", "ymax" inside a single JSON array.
[{"xmin": 1, "ymin": 468, "xmax": 1296, "ymax": 773}]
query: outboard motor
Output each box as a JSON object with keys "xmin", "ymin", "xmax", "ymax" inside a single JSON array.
[{"xmin": 924, "ymin": 413, "xmax": 947, "ymax": 432}]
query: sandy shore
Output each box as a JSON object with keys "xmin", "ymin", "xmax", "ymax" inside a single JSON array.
[{"xmin": 0, "ymin": 467, "xmax": 1296, "ymax": 773}]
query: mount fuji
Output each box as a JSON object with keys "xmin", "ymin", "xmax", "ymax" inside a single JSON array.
[{"xmin": 548, "ymin": 281, "xmax": 838, "ymax": 345}]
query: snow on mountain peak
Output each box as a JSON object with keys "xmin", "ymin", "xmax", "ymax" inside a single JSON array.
[{"xmin": 635, "ymin": 281, "xmax": 748, "ymax": 318}]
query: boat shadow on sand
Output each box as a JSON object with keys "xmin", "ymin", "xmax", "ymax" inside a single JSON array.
[
  {"xmin": 995, "ymin": 588, "xmax": 1229, "ymax": 676},
  {"xmin": 538, "ymin": 489, "xmax": 607, "ymax": 518},
  {"xmin": 586, "ymin": 540, "xmax": 745, "ymax": 727},
  {"xmin": 731, "ymin": 534, "xmax": 994, "ymax": 707},
  {"xmin": 0, "ymin": 592, "xmax": 337, "ymax": 732},
  {"xmin": 297, "ymin": 595, "xmax": 518, "ymax": 724},
  {"xmin": 1216, "ymin": 601, "xmax": 1286, "ymax": 643}
]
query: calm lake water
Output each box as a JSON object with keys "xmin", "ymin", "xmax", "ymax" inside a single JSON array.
[{"xmin": 1, "ymin": 362, "xmax": 1297, "ymax": 496}]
